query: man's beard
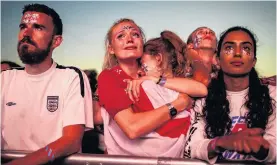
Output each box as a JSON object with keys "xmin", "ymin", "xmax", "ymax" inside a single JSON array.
[{"xmin": 17, "ymin": 36, "xmax": 52, "ymax": 65}]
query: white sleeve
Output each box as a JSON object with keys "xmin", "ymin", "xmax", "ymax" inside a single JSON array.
[
  {"xmin": 254, "ymin": 85, "xmax": 276, "ymax": 163},
  {"xmin": 62, "ymin": 71, "xmax": 94, "ymax": 129},
  {"xmin": 184, "ymin": 98, "xmax": 218, "ymax": 164}
]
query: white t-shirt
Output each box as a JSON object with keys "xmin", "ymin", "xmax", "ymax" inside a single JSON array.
[
  {"xmin": 1, "ymin": 62, "xmax": 94, "ymax": 151},
  {"xmin": 184, "ymin": 85, "xmax": 276, "ymax": 164},
  {"xmin": 101, "ymin": 80, "xmax": 190, "ymax": 157}
]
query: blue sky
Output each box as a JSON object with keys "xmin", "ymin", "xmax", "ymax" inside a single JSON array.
[{"xmin": 1, "ymin": 1, "xmax": 276, "ymax": 76}]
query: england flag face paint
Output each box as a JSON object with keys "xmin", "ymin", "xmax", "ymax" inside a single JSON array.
[{"xmin": 22, "ymin": 13, "xmax": 39, "ymax": 24}]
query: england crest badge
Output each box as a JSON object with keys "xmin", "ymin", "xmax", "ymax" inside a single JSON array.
[{"xmin": 47, "ymin": 96, "xmax": 59, "ymax": 112}]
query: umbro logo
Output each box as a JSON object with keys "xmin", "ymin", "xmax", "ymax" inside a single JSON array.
[{"xmin": 6, "ymin": 102, "xmax": 16, "ymax": 106}]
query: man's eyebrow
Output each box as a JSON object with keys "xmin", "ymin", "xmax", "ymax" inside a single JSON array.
[
  {"xmin": 19, "ymin": 23, "xmax": 46, "ymax": 29},
  {"xmin": 19, "ymin": 23, "xmax": 26, "ymax": 27},
  {"xmin": 33, "ymin": 23, "xmax": 46, "ymax": 29}
]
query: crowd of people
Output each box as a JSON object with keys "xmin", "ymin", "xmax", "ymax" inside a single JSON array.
[{"xmin": 1, "ymin": 3, "xmax": 276, "ymax": 165}]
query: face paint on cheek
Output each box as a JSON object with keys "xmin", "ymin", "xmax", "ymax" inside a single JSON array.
[
  {"xmin": 224, "ymin": 47, "xmax": 235, "ymax": 56},
  {"xmin": 141, "ymin": 63, "xmax": 149, "ymax": 72},
  {"xmin": 193, "ymin": 34, "xmax": 203, "ymax": 48},
  {"xmin": 23, "ymin": 13, "xmax": 39, "ymax": 24},
  {"xmin": 141, "ymin": 63, "xmax": 159, "ymax": 76},
  {"xmin": 242, "ymin": 49, "xmax": 251, "ymax": 56}
]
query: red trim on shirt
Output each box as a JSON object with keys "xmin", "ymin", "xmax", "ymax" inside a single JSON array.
[{"xmin": 156, "ymin": 116, "xmax": 190, "ymax": 138}]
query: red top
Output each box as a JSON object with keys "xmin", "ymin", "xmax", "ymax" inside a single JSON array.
[
  {"xmin": 98, "ymin": 65, "xmax": 190, "ymax": 138},
  {"xmin": 98, "ymin": 65, "xmax": 154, "ymax": 118}
]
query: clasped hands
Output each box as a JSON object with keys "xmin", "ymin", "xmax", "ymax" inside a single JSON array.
[{"xmin": 216, "ymin": 128, "xmax": 269, "ymax": 156}]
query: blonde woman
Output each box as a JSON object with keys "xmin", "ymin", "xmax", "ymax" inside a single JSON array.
[{"xmin": 96, "ymin": 19, "xmax": 206, "ymax": 157}]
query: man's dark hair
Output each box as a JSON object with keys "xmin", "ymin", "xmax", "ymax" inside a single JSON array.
[
  {"xmin": 1, "ymin": 61, "xmax": 21, "ymax": 68},
  {"xmin": 203, "ymin": 26, "xmax": 275, "ymax": 138},
  {"xmin": 23, "ymin": 3, "xmax": 63, "ymax": 35}
]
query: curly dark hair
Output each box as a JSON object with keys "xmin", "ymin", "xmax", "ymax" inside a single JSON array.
[{"xmin": 203, "ymin": 26, "xmax": 275, "ymax": 138}]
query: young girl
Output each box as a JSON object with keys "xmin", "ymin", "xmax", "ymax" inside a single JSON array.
[{"xmin": 97, "ymin": 18, "xmax": 206, "ymax": 157}]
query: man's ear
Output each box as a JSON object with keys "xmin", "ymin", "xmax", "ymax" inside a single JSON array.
[
  {"xmin": 52, "ymin": 35, "xmax": 63, "ymax": 49},
  {"xmin": 108, "ymin": 45, "xmax": 115, "ymax": 55}
]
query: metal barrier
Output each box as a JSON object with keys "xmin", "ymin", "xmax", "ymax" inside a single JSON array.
[{"xmin": 1, "ymin": 150, "xmax": 274, "ymax": 165}]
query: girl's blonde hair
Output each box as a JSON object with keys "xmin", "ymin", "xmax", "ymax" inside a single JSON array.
[{"xmin": 102, "ymin": 18, "xmax": 146, "ymax": 70}]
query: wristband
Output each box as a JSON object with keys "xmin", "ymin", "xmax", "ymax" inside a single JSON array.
[
  {"xmin": 156, "ymin": 76, "xmax": 162, "ymax": 84},
  {"xmin": 157, "ymin": 76, "xmax": 167, "ymax": 86},
  {"xmin": 45, "ymin": 146, "xmax": 55, "ymax": 162}
]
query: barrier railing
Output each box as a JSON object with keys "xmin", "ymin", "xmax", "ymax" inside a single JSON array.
[{"xmin": 1, "ymin": 150, "xmax": 273, "ymax": 165}]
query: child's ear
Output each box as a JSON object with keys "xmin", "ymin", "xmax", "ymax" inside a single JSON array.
[{"xmin": 155, "ymin": 53, "xmax": 163, "ymax": 66}]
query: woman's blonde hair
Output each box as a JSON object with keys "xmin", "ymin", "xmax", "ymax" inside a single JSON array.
[{"xmin": 102, "ymin": 18, "xmax": 146, "ymax": 70}]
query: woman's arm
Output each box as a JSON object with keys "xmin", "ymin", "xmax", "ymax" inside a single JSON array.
[
  {"xmin": 158, "ymin": 77, "xmax": 208, "ymax": 97},
  {"xmin": 114, "ymin": 93, "xmax": 192, "ymax": 139},
  {"xmin": 126, "ymin": 76, "xmax": 207, "ymax": 102},
  {"xmin": 98, "ymin": 70, "xmax": 193, "ymax": 139}
]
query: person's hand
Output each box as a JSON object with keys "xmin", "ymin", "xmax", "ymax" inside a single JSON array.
[
  {"xmin": 174, "ymin": 93, "xmax": 194, "ymax": 112},
  {"xmin": 260, "ymin": 76, "xmax": 276, "ymax": 86},
  {"xmin": 216, "ymin": 128, "xmax": 270, "ymax": 154},
  {"xmin": 124, "ymin": 76, "xmax": 159, "ymax": 102}
]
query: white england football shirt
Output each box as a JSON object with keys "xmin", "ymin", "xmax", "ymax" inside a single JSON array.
[{"xmin": 1, "ymin": 62, "xmax": 94, "ymax": 151}]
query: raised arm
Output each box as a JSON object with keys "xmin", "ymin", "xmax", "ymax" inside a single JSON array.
[
  {"xmin": 125, "ymin": 75, "xmax": 207, "ymax": 102},
  {"xmin": 156, "ymin": 77, "xmax": 208, "ymax": 97}
]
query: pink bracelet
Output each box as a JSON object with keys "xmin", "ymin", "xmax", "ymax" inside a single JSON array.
[{"xmin": 210, "ymin": 137, "xmax": 221, "ymax": 154}]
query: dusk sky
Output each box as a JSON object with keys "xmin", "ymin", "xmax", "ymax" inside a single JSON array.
[{"xmin": 1, "ymin": 1, "xmax": 276, "ymax": 76}]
